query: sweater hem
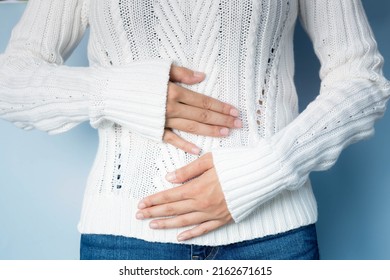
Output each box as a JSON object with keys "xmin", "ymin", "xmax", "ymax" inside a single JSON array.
[{"xmin": 77, "ymin": 180, "xmax": 318, "ymax": 246}]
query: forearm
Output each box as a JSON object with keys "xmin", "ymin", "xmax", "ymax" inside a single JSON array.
[
  {"xmin": 0, "ymin": 0, "xmax": 173, "ymax": 141},
  {"xmin": 212, "ymin": 0, "xmax": 390, "ymax": 223}
]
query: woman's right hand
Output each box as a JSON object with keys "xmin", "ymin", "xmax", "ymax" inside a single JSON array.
[{"xmin": 163, "ymin": 65, "xmax": 242, "ymax": 154}]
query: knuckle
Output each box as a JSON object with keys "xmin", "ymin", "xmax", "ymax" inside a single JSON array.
[
  {"xmin": 142, "ymin": 198, "xmax": 152, "ymax": 207},
  {"xmin": 202, "ymin": 97, "xmax": 212, "ymax": 110},
  {"xmin": 180, "ymin": 217, "xmax": 190, "ymax": 226},
  {"xmin": 161, "ymin": 192, "xmax": 171, "ymax": 202},
  {"xmin": 174, "ymin": 171, "xmax": 184, "ymax": 182},
  {"xmin": 213, "ymin": 126, "xmax": 222, "ymax": 137},
  {"xmin": 143, "ymin": 209, "xmax": 152, "ymax": 218},
  {"xmin": 164, "ymin": 204, "xmax": 175, "ymax": 215},
  {"xmin": 182, "ymin": 67, "xmax": 195, "ymax": 81},
  {"xmin": 165, "ymin": 103, "xmax": 177, "ymax": 117},
  {"xmin": 174, "ymin": 67, "xmax": 193, "ymax": 84},
  {"xmin": 168, "ymin": 82, "xmax": 180, "ymax": 100},
  {"xmin": 179, "ymin": 186, "xmax": 193, "ymax": 200},
  {"xmin": 184, "ymin": 188, "xmax": 196, "ymax": 199},
  {"xmin": 191, "ymin": 190, "xmax": 202, "ymax": 201},
  {"xmin": 199, "ymin": 110, "xmax": 210, "ymax": 123},
  {"xmin": 167, "ymin": 81, "xmax": 174, "ymax": 93},
  {"xmin": 180, "ymin": 188, "xmax": 193, "ymax": 200},
  {"xmin": 222, "ymin": 103, "xmax": 231, "ymax": 115},
  {"xmin": 163, "ymin": 131, "xmax": 174, "ymax": 143},
  {"xmin": 173, "ymin": 67, "xmax": 185, "ymax": 80},
  {"xmin": 183, "ymin": 142, "xmax": 193, "ymax": 153},
  {"xmin": 199, "ymin": 200, "xmax": 211, "ymax": 210},
  {"xmin": 180, "ymin": 191, "xmax": 188, "ymax": 200},
  {"xmin": 186, "ymin": 122, "xmax": 199, "ymax": 133},
  {"xmin": 200, "ymin": 227, "xmax": 209, "ymax": 235},
  {"xmin": 157, "ymin": 222, "xmax": 166, "ymax": 229}
]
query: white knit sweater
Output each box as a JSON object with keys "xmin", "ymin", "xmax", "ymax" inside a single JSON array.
[{"xmin": 0, "ymin": 0, "xmax": 389, "ymax": 246}]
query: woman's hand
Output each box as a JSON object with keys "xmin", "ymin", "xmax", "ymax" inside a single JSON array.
[
  {"xmin": 163, "ymin": 65, "xmax": 242, "ymax": 154},
  {"xmin": 136, "ymin": 152, "xmax": 232, "ymax": 241}
]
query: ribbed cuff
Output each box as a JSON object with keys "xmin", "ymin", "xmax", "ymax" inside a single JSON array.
[
  {"xmin": 212, "ymin": 139, "xmax": 292, "ymax": 223},
  {"xmin": 89, "ymin": 59, "xmax": 173, "ymax": 142}
]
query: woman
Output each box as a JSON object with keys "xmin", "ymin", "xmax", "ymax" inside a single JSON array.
[{"xmin": 0, "ymin": 0, "xmax": 389, "ymax": 260}]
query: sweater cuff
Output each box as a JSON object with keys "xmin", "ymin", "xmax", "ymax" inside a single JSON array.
[
  {"xmin": 89, "ymin": 59, "xmax": 173, "ymax": 142},
  {"xmin": 212, "ymin": 139, "xmax": 293, "ymax": 223}
]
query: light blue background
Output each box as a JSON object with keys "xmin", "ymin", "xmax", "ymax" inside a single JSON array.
[{"xmin": 0, "ymin": 2, "xmax": 389, "ymax": 259}]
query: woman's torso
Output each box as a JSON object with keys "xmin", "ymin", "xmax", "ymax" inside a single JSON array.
[{"xmin": 77, "ymin": 0, "xmax": 318, "ymax": 245}]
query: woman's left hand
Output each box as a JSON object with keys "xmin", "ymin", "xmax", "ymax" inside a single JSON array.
[{"xmin": 136, "ymin": 152, "xmax": 232, "ymax": 241}]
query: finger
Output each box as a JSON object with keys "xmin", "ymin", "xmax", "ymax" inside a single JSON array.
[
  {"xmin": 177, "ymin": 220, "xmax": 224, "ymax": 241},
  {"xmin": 175, "ymin": 88, "xmax": 239, "ymax": 117},
  {"xmin": 138, "ymin": 183, "xmax": 193, "ymax": 209},
  {"xmin": 171, "ymin": 103, "xmax": 242, "ymax": 128},
  {"xmin": 166, "ymin": 153, "xmax": 213, "ymax": 183},
  {"xmin": 163, "ymin": 129, "xmax": 201, "ymax": 155},
  {"xmin": 148, "ymin": 212, "xmax": 209, "ymax": 230},
  {"xmin": 169, "ymin": 65, "xmax": 206, "ymax": 85},
  {"xmin": 136, "ymin": 200, "xmax": 195, "ymax": 220},
  {"xmin": 166, "ymin": 118, "xmax": 230, "ymax": 137}
]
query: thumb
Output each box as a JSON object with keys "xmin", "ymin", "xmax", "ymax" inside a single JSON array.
[
  {"xmin": 169, "ymin": 64, "xmax": 206, "ymax": 85},
  {"xmin": 166, "ymin": 153, "xmax": 213, "ymax": 183}
]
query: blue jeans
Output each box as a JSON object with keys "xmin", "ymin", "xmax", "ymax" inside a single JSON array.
[{"xmin": 80, "ymin": 224, "xmax": 319, "ymax": 260}]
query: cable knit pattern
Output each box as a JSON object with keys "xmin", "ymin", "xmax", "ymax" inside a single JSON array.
[{"xmin": 0, "ymin": 0, "xmax": 389, "ymax": 245}]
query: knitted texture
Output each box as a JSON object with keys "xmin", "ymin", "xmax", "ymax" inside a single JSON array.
[{"xmin": 0, "ymin": 0, "xmax": 389, "ymax": 245}]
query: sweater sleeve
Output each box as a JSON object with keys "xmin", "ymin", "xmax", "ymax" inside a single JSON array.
[
  {"xmin": 211, "ymin": 0, "xmax": 390, "ymax": 223},
  {"xmin": 0, "ymin": 0, "xmax": 172, "ymax": 142}
]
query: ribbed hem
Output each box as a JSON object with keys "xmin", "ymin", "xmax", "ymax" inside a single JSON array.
[
  {"xmin": 77, "ymin": 180, "xmax": 318, "ymax": 246},
  {"xmin": 89, "ymin": 59, "xmax": 173, "ymax": 142},
  {"xmin": 211, "ymin": 139, "xmax": 293, "ymax": 223}
]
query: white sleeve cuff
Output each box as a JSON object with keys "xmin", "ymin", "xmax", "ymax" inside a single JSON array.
[{"xmin": 89, "ymin": 59, "xmax": 173, "ymax": 142}]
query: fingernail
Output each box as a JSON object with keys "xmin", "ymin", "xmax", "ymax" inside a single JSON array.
[
  {"xmin": 149, "ymin": 222, "xmax": 158, "ymax": 229},
  {"xmin": 234, "ymin": 119, "xmax": 243, "ymax": 128},
  {"xmin": 138, "ymin": 201, "xmax": 146, "ymax": 209},
  {"xmin": 166, "ymin": 171, "xmax": 176, "ymax": 182},
  {"xmin": 193, "ymin": 71, "xmax": 205, "ymax": 79},
  {"xmin": 220, "ymin": 128, "xmax": 229, "ymax": 136},
  {"xmin": 230, "ymin": 108, "xmax": 239, "ymax": 117},
  {"xmin": 136, "ymin": 212, "xmax": 144, "ymax": 220},
  {"xmin": 191, "ymin": 147, "xmax": 201, "ymax": 155}
]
